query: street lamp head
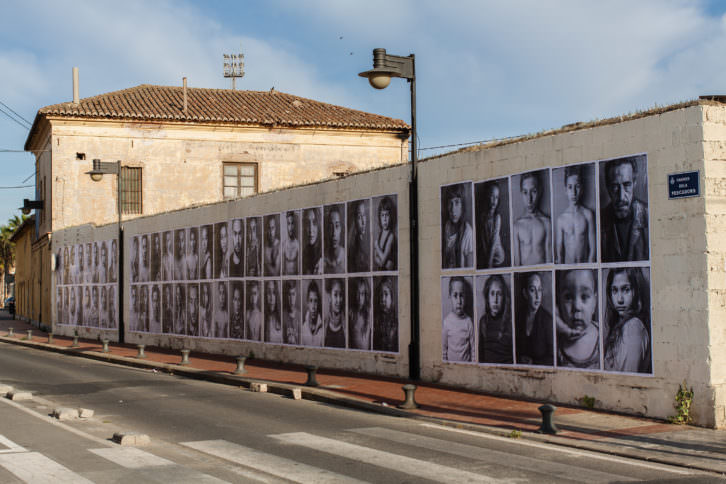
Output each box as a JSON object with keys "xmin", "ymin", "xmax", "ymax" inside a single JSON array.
[
  {"xmin": 19, "ymin": 198, "xmax": 44, "ymax": 215},
  {"xmin": 87, "ymin": 159, "xmax": 105, "ymax": 182},
  {"xmin": 20, "ymin": 206, "xmax": 31, "ymax": 216}
]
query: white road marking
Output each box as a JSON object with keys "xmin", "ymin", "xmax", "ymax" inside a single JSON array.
[
  {"xmin": 418, "ymin": 423, "xmax": 693, "ymax": 475},
  {"xmin": 0, "ymin": 434, "xmax": 27, "ymax": 454},
  {"xmin": 0, "ymin": 451, "xmax": 94, "ymax": 483},
  {"xmin": 350, "ymin": 427, "xmax": 634, "ymax": 483},
  {"xmin": 182, "ymin": 439, "xmax": 367, "ymax": 484},
  {"xmin": 0, "ymin": 395, "xmax": 113, "ymax": 448},
  {"xmin": 89, "ymin": 447, "xmax": 174, "ymax": 468},
  {"xmin": 271, "ymin": 432, "xmax": 517, "ymax": 484}
]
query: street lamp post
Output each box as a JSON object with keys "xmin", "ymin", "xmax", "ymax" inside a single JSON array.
[
  {"xmin": 359, "ymin": 48, "xmax": 420, "ymax": 380},
  {"xmin": 86, "ymin": 159, "xmax": 125, "ymax": 343}
]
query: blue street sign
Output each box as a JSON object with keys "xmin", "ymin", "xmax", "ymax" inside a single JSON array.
[{"xmin": 668, "ymin": 171, "xmax": 699, "ymax": 199}]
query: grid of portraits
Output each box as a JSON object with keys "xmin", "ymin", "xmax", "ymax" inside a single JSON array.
[
  {"xmin": 440, "ymin": 154, "xmax": 653, "ymax": 375},
  {"xmin": 128, "ymin": 194, "xmax": 401, "ymax": 353},
  {"xmin": 54, "ymin": 239, "xmax": 119, "ymax": 329}
]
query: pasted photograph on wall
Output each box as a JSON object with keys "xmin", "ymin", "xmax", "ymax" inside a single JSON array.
[
  {"xmin": 348, "ymin": 277, "xmax": 372, "ymax": 350},
  {"xmin": 513, "ymin": 271, "xmax": 553, "ymax": 366},
  {"xmin": 281, "ymin": 211, "xmax": 300, "ymax": 276},
  {"xmin": 512, "ymin": 169, "xmax": 552, "ymax": 267},
  {"xmin": 602, "ymin": 266, "xmax": 652, "ymax": 374},
  {"xmin": 477, "ymin": 273, "xmax": 513, "ymax": 365},
  {"xmin": 372, "ymin": 195, "xmax": 398, "ymax": 272},
  {"xmin": 347, "ymin": 199, "xmax": 371, "ymax": 273},
  {"xmin": 324, "ymin": 204, "xmax": 346, "ymax": 274},
  {"xmin": 302, "ymin": 207, "xmax": 322, "ymax": 275},
  {"xmin": 441, "ymin": 275, "xmax": 475, "ymax": 363},
  {"xmin": 555, "ymin": 269, "xmax": 600, "ymax": 370},
  {"xmin": 599, "ymin": 154, "xmax": 649, "ymax": 263},
  {"xmin": 441, "ymin": 182, "xmax": 474, "ymax": 270},
  {"xmin": 373, "ymin": 276, "xmax": 398, "ymax": 352},
  {"xmin": 552, "ymin": 163, "xmax": 597, "ymax": 264},
  {"xmin": 263, "ymin": 214, "xmax": 281, "ymax": 277},
  {"xmin": 282, "ymin": 279, "xmax": 300, "ymax": 344},
  {"xmin": 229, "ymin": 219, "xmax": 245, "ymax": 278},
  {"xmin": 475, "ymin": 178, "xmax": 510, "ymax": 269},
  {"xmin": 55, "ymin": 238, "xmax": 119, "ymax": 330}
]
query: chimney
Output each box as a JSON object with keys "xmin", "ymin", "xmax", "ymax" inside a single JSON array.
[
  {"xmin": 183, "ymin": 77, "xmax": 188, "ymax": 115},
  {"xmin": 72, "ymin": 67, "xmax": 79, "ymax": 105}
]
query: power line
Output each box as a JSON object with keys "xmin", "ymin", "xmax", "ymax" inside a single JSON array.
[
  {"xmin": 0, "ymin": 185, "xmax": 33, "ymax": 190},
  {"xmin": 0, "ymin": 105, "xmax": 30, "ymax": 131},
  {"xmin": 419, "ymin": 134, "xmax": 521, "ymax": 152},
  {"xmin": 0, "ymin": 99, "xmax": 32, "ymax": 126},
  {"xmin": 21, "ymin": 172, "xmax": 36, "ymax": 183}
]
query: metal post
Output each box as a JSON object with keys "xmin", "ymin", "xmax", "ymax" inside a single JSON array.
[
  {"xmin": 180, "ymin": 349, "xmax": 190, "ymax": 365},
  {"xmin": 71, "ymin": 334, "xmax": 79, "ymax": 347},
  {"xmin": 234, "ymin": 356, "xmax": 246, "ymax": 375},
  {"xmin": 7, "ymin": 328, "xmax": 12, "ymax": 337},
  {"xmin": 136, "ymin": 344, "xmax": 146, "ymax": 359},
  {"xmin": 117, "ymin": 162, "xmax": 125, "ymax": 345},
  {"xmin": 399, "ymin": 383, "xmax": 419, "ymax": 409},
  {"xmin": 407, "ymin": 55, "xmax": 420, "ymax": 381},
  {"xmin": 538, "ymin": 404, "xmax": 559, "ymax": 434},
  {"xmin": 102, "ymin": 338, "xmax": 109, "ymax": 353},
  {"xmin": 47, "ymin": 333, "xmax": 53, "ymax": 344},
  {"xmin": 26, "ymin": 329, "xmax": 32, "ymax": 341},
  {"xmin": 304, "ymin": 365, "xmax": 319, "ymax": 387}
]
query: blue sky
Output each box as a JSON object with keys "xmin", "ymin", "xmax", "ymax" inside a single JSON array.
[{"xmin": 2, "ymin": 0, "xmax": 726, "ymax": 225}]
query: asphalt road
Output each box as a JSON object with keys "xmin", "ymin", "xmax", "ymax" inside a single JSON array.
[{"xmin": 0, "ymin": 341, "xmax": 721, "ymax": 483}]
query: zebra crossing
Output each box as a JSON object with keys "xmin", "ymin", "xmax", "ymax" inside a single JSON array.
[{"xmin": 0, "ymin": 424, "xmax": 700, "ymax": 483}]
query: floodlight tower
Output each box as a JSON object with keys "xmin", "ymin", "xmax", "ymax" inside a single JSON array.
[{"xmin": 223, "ymin": 53, "xmax": 245, "ymax": 90}]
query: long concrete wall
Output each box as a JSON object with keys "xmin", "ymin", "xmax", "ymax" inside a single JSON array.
[{"xmin": 49, "ymin": 102, "xmax": 726, "ymax": 426}]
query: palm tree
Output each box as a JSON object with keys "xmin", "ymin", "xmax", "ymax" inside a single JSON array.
[{"xmin": 0, "ymin": 214, "xmax": 28, "ymax": 304}]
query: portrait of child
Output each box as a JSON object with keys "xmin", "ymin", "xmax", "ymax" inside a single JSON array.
[{"xmin": 441, "ymin": 276, "xmax": 475, "ymax": 362}]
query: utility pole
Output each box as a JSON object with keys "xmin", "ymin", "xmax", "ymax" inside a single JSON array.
[{"xmin": 223, "ymin": 52, "xmax": 245, "ymax": 90}]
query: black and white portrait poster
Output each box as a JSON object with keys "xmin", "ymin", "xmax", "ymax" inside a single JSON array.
[
  {"xmin": 599, "ymin": 154, "xmax": 649, "ymax": 263},
  {"xmin": 214, "ymin": 222, "xmax": 229, "ymax": 279},
  {"xmin": 347, "ymin": 199, "xmax": 371, "ymax": 273},
  {"xmin": 555, "ymin": 269, "xmax": 600, "ymax": 370},
  {"xmin": 302, "ymin": 207, "xmax": 322, "ymax": 275},
  {"xmin": 476, "ymin": 273, "xmax": 513, "ymax": 364},
  {"xmin": 475, "ymin": 178, "xmax": 511, "ymax": 269},
  {"xmin": 373, "ymin": 276, "xmax": 398, "ymax": 352},
  {"xmin": 174, "ymin": 228, "xmax": 186, "ymax": 281},
  {"xmin": 602, "ymin": 266, "xmax": 652, "ymax": 374},
  {"xmin": 199, "ymin": 225, "xmax": 213, "ymax": 280},
  {"xmin": 440, "ymin": 276, "xmax": 475, "ymax": 362},
  {"xmin": 514, "ymin": 271, "xmax": 553, "ymax": 366},
  {"xmin": 213, "ymin": 280, "xmax": 229, "ymax": 339},
  {"xmin": 162, "ymin": 284, "xmax": 173, "ymax": 333},
  {"xmin": 282, "ymin": 279, "xmax": 301, "ymax": 345},
  {"xmin": 199, "ymin": 282, "xmax": 213, "ymax": 337},
  {"xmin": 512, "ymin": 169, "xmax": 552, "ymax": 266},
  {"xmin": 324, "ymin": 204, "xmax": 346, "ymax": 274},
  {"xmin": 186, "ymin": 227, "xmax": 199, "ymax": 280},
  {"xmin": 372, "ymin": 195, "xmax": 398, "ymax": 271},
  {"xmin": 149, "ymin": 284, "xmax": 162, "ymax": 333},
  {"xmin": 245, "ymin": 280, "xmax": 263, "ymax": 341},
  {"xmin": 186, "ymin": 282, "xmax": 199, "ymax": 337},
  {"xmin": 246, "ymin": 217, "xmax": 262, "ymax": 277},
  {"xmin": 151, "ymin": 233, "xmax": 162, "ymax": 282},
  {"xmin": 281, "ymin": 211, "xmax": 300, "ymax": 276},
  {"xmin": 441, "ymin": 182, "xmax": 474, "ymax": 270},
  {"xmin": 229, "ymin": 219, "xmax": 245, "ymax": 278},
  {"xmin": 264, "ymin": 279, "xmax": 282, "ymax": 343},
  {"xmin": 552, "ymin": 163, "xmax": 597, "ymax": 264},
  {"xmin": 348, "ymin": 276, "xmax": 372, "ymax": 350},
  {"xmin": 139, "ymin": 235, "xmax": 150, "ymax": 283},
  {"xmin": 300, "ymin": 278, "xmax": 323, "ymax": 347},
  {"xmin": 229, "ymin": 280, "xmax": 244, "ymax": 339},
  {"xmin": 324, "ymin": 278, "xmax": 346, "ymax": 348},
  {"xmin": 130, "ymin": 236, "xmax": 140, "ymax": 283},
  {"xmin": 263, "ymin": 214, "xmax": 281, "ymax": 277},
  {"xmin": 173, "ymin": 283, "xmax": 186, "ymax": 335},
  {"xmin": 162, "ymin": 230, "xmax": 174, "ymax": 281}
]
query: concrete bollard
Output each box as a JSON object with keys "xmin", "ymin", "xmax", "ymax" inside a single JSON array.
[
  {"xmin": 71, "ymin": 335, "xmax": 80, "ymax": 347},
  {"xmin": 180, "ymin": 349, "xmax": 190, "ymax": 365},
  {"xmin": 398, "ymin": 384, "xmax": 419, "ymax": 409},
  {"xmin": 7, "ymin": 328, "xmax": 13, "ymax": 337},
  {"xmin": 136, "ymin": 344, "xmax": 146, "ymax": 359},
  {"xmin": 47, "ymin": 333, "xmax": 53, "ymax": 344},
  {"xmin": 102, "ymin": 339, "xmax": 110, "ymax": 353},
  {"xmin": 233, "ymin": 356, "xmax": 247, "ymax": 375},
  {"xmin": 304, "ymin": 365, "xmax": 319, "ymax": 387},
  {"xmin": 25, "ymin": 330, "xmax": 32, "ymax": 341},
  {"xmin": 537, "ymin": 404, "xmax": 559, "ymax": 434}
]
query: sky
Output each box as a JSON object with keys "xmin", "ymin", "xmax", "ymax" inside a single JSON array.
[{"xmin": 2, "ymin": 0, "xmax": 726, "ymax": 225}]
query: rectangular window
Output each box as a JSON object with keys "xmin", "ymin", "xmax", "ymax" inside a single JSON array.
[
  {"xmin": 223, "ymin": 162, "xmax": 258, "ymax": 199},
  {"xmin": 120, "ymin": 167, "xmax": 142, "ymax": 214}
]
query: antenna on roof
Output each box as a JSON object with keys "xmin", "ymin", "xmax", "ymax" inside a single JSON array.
[{"xmin": 223, "ymin": 50, "xmax": 245, "ymax": 90}]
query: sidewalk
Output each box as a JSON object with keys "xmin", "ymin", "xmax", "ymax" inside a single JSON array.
[{"xmin": 1, "ymin": 311, "xmax": 724, "ymax": 475}]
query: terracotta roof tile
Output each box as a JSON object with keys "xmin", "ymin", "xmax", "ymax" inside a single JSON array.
[{"xmin": 35, "ymin": 84, "xmax": 409, "ymax": 131}]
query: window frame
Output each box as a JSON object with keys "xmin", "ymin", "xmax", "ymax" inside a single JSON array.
[{"xmin": 223, "ymin": 162, "xmax": 258, "ymax": 199}]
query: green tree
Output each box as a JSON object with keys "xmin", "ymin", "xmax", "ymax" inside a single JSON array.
[{"xmin": 0, "ymin": 214, "xmax": 29, "ymax": 303}]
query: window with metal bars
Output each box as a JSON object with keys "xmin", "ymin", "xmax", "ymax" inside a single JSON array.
[
  {"xmin": 223, "ymin": 162, "xmax": 258, "ymax": 198},
  {"xmin": 120, "ymin": 167, "xmax": 142, "ymax": 214}
]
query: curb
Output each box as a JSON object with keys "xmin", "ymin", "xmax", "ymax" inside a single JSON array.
[{"xmin": 0, "ymin": 335, "xmax": 721, "ymax": 475}]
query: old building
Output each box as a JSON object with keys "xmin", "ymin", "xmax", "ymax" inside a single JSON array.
[{"xmin": 22, "ymin": 80, "xmax": 410, "ymax": 328}]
